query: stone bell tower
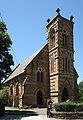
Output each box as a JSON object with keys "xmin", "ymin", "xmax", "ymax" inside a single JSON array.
[{"xmin": 47, "ymin": 8, "xmax": 78, "ymax": 103}]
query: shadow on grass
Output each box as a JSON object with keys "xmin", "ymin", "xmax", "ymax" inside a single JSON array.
[{"xmin": 0, "ymin": 109, "xmax": 38, "ymax": 120}]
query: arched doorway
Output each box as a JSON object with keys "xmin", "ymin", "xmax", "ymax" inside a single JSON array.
[
  {"xmin": 37, "ymin": 91, "xmax": 43, "ymax": 106},
  {"xmin": 61, "ymin": 88, "xmax": 69, "ymax": 102}
]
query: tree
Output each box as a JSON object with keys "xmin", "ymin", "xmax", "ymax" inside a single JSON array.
[
  {"xmin": 78, "ymin": 81, "xmax": 83, "ymax": 101},
  {"xmin": 0, "ymin": 21, "xmax": 14, "ymax": 82},
  {"xmin": 0, "ymin": 87, "xmax": 8, "ymax": 104}
]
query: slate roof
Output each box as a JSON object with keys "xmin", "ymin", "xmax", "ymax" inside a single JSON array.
[{"xmin": 4, "ymin": 44, "xmax": 47, "ymax": 83}]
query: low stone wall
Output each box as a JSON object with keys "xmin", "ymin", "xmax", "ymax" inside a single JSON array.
[{"xmin": 51, "ymin": 112, "xmax": 83, "ymax": 119}]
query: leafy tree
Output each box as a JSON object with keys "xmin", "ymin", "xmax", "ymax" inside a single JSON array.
[
  {"xmin": 0, "ymin": 21, "xmax": 14, "ymax": 83},
  {"xmin": 78, "ymin": 81, "xmax": 83, "ymax": 101},
  {"xmin": 0, "ymin": 87, "xmax": 8, "ymax": 104}
]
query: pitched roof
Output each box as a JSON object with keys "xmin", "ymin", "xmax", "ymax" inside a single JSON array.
[{"xmin": 4, "ymin": 44, "xmax": 47, "ymax": 83}]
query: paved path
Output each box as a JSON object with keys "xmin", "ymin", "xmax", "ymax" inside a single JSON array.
[
  {"xmin": 0, "ymin": 115, "xmax": 56, "ymax": 120},
  {"xmin": 0, "ymin": 108, "xmax": 81, "ymax": 120},
  {"xmin": 0, "ymin": 108, "xmax": 56, "ymax": 120}
]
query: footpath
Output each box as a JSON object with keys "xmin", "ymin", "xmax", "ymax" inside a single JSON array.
[{"xmin": 0, "ymin": 107, "xmax": 56, "ymax": 120}]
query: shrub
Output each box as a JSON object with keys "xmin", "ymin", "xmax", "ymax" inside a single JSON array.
[
  {"xmin": 55, "ymin": 103, "xmax": 76, "ymax": 112},
  {"xmin": 0, "ymin": 87, "xmax": 8, "ymax": 105},
  {"xmin": 22, "ymin": 105, "xmax": 32, "ymax": 109},
  {"xmin": 78, "ymin": 81, "xmax": 83, "ymax": 101},
  {"xmin": 54, "ymin": 102, "xmax": 83, "ymax": 112}
]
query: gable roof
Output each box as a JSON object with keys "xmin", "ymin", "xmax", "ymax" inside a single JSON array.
[{"xmin": 4, "ymin": 44, "xmax": 47, "ymax": 83}]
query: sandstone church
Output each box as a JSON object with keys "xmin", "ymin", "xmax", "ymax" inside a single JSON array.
[{"xmin": 4, "ymin": 8, "xmax": 79, "ymax": 107}]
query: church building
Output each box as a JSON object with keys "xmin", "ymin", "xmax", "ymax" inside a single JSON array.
[{"xmin": 4, "ymin": 8, "xmax": 78, "ymax": 107}]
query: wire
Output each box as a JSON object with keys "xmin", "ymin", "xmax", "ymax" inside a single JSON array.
[
  {"xmin": 11, "ymin": 46, "xmax": 19, "ymax": 66},
  {"xmin": 11, "ymin": 46, "xmax": 23, "ymax": 73}
]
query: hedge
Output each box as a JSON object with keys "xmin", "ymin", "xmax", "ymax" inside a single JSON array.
[{"xmin": 54, "ymin": 102, "xmax": 83, "ymax": 112}]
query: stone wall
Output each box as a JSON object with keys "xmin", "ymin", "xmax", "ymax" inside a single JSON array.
[
  {"xmin": 52, "ymin": 112, "xmax": 83, "ymax": 119},
  {"xmin": 23, "ymin": 44, "xmax": 49, "ymax": 107}
]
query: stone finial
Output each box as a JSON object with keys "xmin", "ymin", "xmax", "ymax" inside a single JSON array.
[
  {"xmin": 47, "ymin": 18, "xmax": 50, "ymax": 23},
  {"xmin": 70, "ymin": 15, "xmax": 74, "ymax": 22},
  {"xmin": 56, "ymin": 8, "xmax": 60, "ymax": 16}
]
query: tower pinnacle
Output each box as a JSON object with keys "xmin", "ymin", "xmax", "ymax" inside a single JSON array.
[{"xmin": 56, "ymin": 8, "xmax": 60, "ymax": 16}]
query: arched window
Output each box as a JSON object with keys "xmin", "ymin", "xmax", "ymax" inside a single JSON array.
[
  {"xmin": 10, "ymin": 85, "xmax": 13, "ymax": 95},
  {"xmin": 65, "ymin": 57, "xmax": 67, "ymax": 73},
  {"xmin": 50, "ymin": 58, "xmax": 55, "ymax": 73},
  {"xmin": 37, "ymin": 71, "xmax": 40, "ymax": 82},
  {"xmin": 63, "ymin": 57, "xmax": 70, "ymax": 73},
  {"xmin": 49, "ymin": 28, "xmax": 55, "ymax": 49},
  {"xmin": 16, "ymin": 83, "xmax": 19, "ymax": 96},
  {"xmin": 41, "ymin": 71, "xmax": 43, "ymax": 82},
  {"xmin": 63, "ymin": 57, "xmax": 65, "ymax": 72},
  {"xmin": 68, "ymin": 59, "xmax": 70, "ymax": 73},
  {"xmin": 37, "ymin": 69, "xmax": 43, "ymax": 82},
  {"xmin": 62, "ymin": 28, "xmax": 69, "ymax": 48}
]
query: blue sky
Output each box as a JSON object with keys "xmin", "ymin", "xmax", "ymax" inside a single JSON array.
[{"xmin": 0, "ymin": 0, "xmax": 83, "ymax": 83}]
